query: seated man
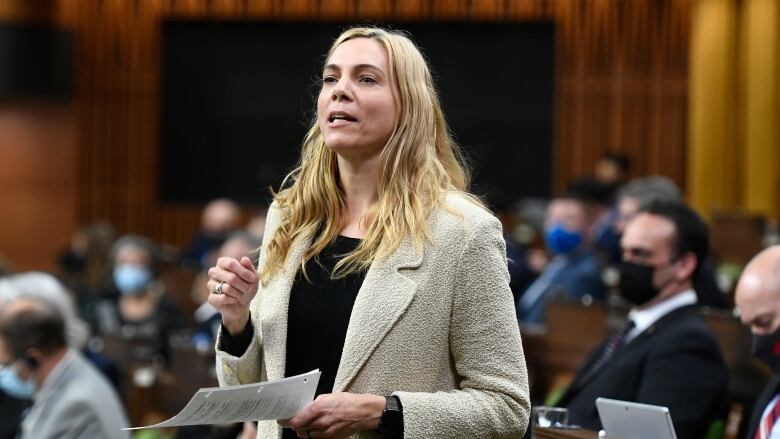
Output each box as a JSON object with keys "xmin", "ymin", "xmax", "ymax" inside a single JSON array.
[
  {"xmin": 516, "ymin": 193, "xmax": 605, "ymax": 324},
  {"xmin": 734, "ymin": 245, "xmax": 780, "ymax": 439},
  {"xmin": 611, "ymin": 176, "xmax": 726, "ymax": 308},
  {"xmin": 0, "ymin": 297, "xmax": 129, "ymax": 439},
  {"xmin": 182, "ymin": 198, "xmax": 242, "ymax": 268},
  {"xmin": 556, "ymin": 200, "xmax": 728, "ymax": 438}
]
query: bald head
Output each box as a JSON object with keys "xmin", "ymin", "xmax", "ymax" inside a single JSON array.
[{"xmin": 736, "ymin": 246, "xmax": 780, "ymax": 335}]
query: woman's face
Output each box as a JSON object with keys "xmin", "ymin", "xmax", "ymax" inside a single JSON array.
[{"xmin": 317, "ymin": 38, "xmax": 399, "ymax": 159}]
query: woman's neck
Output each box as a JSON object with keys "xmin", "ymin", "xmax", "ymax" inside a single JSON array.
[{"xmin": 337, "ymin": 153, "xmax": 380, "ymax": 238}]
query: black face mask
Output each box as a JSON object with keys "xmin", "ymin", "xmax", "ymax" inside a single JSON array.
[
  {"xmin": 617, "ymin": 261, "xmax": 661, "ymax": 307},
  {"xmin": 752, "ymin": 329, "xmax": 780, "ymax": 373}
]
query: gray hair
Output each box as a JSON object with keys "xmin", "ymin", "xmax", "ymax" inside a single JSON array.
[
  {"xmin": 0, "ymin": 272, "xmax": 90, "ymax": 349},
  {"xmin": 110, "ymin": 235, "xmax": 160, "ymax": 275},
  {"xmin": 617, "ymin": 176, "xmax": 682, "ymax": 207}
]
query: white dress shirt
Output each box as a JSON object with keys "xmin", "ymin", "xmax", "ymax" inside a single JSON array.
[{"xmin": 625, "ymin": 289, "xmax": 698, "ymax": 343}]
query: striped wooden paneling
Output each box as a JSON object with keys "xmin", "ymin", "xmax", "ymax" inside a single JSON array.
[
  {"xmin": 71, "ymin": 0, "xmax": 690, "ymax": 247},
  {"xmin": 0, "ymin": 103, "xmax": 77, "ymax": 272}
]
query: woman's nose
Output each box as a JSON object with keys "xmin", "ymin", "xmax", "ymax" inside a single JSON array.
[{"xmin": 331, "ymin": 79, "xmax": 352, "ymax": 101}]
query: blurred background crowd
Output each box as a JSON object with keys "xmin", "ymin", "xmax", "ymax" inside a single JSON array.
[{"xmin": 1, "ymin": 0, "xmax": 780, "ymax": 439}]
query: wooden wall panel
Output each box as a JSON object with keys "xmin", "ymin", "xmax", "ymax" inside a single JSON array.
[
  {"xmin": 0, "ymin": 1, "xmax": 75, "ymax": 32},
  {"xmin": 68, "ymin": 0, "xmax": 690, "ymax": 248},
  {"xmin": 0, "ymin": 104, "xmax": 77, "ymax": 271}
]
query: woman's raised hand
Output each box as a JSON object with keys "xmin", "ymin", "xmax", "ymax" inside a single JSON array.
[{"xmin": 207, "ymin": 256, "xmax": 259, "ymax": 335}]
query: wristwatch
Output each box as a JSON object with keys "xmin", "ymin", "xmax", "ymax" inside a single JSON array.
[{"xmin": 378, "ymin": 395, "xmax": 403, "ymax": 438}]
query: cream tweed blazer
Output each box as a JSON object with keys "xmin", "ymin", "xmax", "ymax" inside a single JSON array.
[{"xmin": 215, "ymin": 193, "xmax": 530, "ymax": 438}]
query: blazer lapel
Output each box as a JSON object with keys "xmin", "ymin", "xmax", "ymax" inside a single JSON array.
[
  {"xmin": 333, "ymin": 236, "xmax": 424, "ymax": 392},
  {"xmin": 259, "ymin": 232, "xmax": 313, "ymax": 382},
  {"xmin": 573, "ymin": 306, "xmax": 695, "ymax": 389}
]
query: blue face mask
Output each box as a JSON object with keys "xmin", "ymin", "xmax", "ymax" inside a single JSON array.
[
  {"xmin": 0, "ymin": 365, "xmax": 35, "ymax": 400},
  {"xmin": 113, "ymin": 264, "xmax": 152, "ymax": 295},
  {"xmin": 545, "ymin": 224, "xmax": 583, "ymax": 254}
]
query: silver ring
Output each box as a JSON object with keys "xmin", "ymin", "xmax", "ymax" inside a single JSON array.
[{"xmin": 215, "ymin": 281, "xmax": 225, "ymax": 295}]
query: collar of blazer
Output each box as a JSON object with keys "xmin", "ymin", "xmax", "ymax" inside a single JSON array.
[{"xmin": 258, "ymin": 228, "xmax": 425, "ymax": 392}]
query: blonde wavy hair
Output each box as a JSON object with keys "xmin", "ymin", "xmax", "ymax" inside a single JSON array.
[{"xmin": 261, "ymin": 27, "xmax": 479, "ymax": 283}]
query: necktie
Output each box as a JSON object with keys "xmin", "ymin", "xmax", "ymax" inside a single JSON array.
[
  {"xmin": 581, "ymin": 320, "xmax": 636, "ymax": 382},
  {"xmin": 756, "ymin": 396, "xmax": 780, "ymax": 439}
]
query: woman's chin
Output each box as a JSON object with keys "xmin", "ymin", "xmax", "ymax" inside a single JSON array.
[{"xmin": 326, "ymin": 141, "xmax": 367, "ymax": 155}]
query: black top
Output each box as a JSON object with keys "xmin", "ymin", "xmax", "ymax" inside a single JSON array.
[
  {"xmin": 220, "ymin": 236, "xmax": 369, "ymax": 438},
  {"xmin": 285, "ymin": 235, "xmax": 364, "ymax": 395},
  {"xmin": 96, "ymin": 293, "xmax": 185, "ymax": 366}
]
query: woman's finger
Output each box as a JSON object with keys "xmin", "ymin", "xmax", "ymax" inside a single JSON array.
[
  {"xmin": 217, "ymin": 257, "xmax": 258, "ymax": 284},
  {"xmin": 206, "ymin": 278, "xmax": 244, "ymax": 302},
  {"xmin": 240, "ymin": 256, "xmax": 256, "ymax": 271},
  {"xmin": 207, "ymin": 268, "xmax": 251, "ymax": 295},
  {"xmin": 280, "ymin": 402, "xmax": 320, "ymax": 430},
  {"xmin": 207, "ymin": 290, "xmax": 239, "ymax": 308}
]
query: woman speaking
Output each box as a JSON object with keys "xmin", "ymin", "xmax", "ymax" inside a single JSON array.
[{"xmin": 207, "ymin": 27, "xmax": 530, "ymax": 439}]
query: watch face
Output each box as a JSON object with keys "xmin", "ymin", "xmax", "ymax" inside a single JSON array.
[{"xmin": 385, "ymin": 395, "xmax": 400, "ymax": 412}]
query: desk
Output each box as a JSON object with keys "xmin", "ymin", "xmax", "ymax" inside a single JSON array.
[{"xmin": 534, "ymin": 427, "xmax": 598, "ymax": 439}]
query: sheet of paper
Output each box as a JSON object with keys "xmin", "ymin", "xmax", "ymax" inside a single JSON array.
[{"xmin": 124, "ymin": 369, "xmax": 321, "ymax": 430}]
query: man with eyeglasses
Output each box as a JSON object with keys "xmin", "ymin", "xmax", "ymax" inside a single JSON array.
[
  {"xmin": 0, "ymin": 297, "xmax": 128, "ymax": 439},
  {"xmin": 556, "ymin": 200, "xmax": 728, "ymax": 439}
]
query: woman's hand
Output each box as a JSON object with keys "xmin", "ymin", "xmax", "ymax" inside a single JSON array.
[
  {"xmin": 207, "ymin": 256, "xmax": 258, "ymax": 335},
  {"xmin": 278, "ymin": 392, "xmax": 385, "ymax": 438}
]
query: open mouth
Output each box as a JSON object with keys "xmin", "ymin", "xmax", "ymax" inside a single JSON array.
[{"xmin": 328, "ymin": 112, "xmax": 358, "ymax": 123}]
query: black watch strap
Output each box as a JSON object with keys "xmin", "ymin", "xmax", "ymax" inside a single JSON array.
[{"xmin": 378, "ymin": 395, "xmax": 403, "ymax": 438}]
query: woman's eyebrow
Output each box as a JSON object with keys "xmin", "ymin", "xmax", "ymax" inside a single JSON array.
[{"xmin": 324, "ymin": 63, "xmax": 384, "ymax": 73}]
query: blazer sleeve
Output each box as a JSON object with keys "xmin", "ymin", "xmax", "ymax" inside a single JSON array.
[
  {"xmin": 214, "ymin": 310, "xmax": 264, "ymax": 386},
  {"xmin": 47, "ymin": 400, "xmax": 128, "ymax": 439},
  {"xmin": 395, "ymin": 215, "xmax": 531, "ymax": 438},
  {"xmin": 214, "ymin": 204, "xmax": 280, "ymax": 386}
]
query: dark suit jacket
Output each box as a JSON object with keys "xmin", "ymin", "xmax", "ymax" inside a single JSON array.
[
  {"xmin": 0, "ymin": 390, "xmax": 29, "ymax": 439},
  {"xmin": 516, "ymin": 250, "xmax": 605, "ymax": 324},
  {"xmin": 557, "ymin": 305, "xmax": 729, "ymax": 439},
  {"xmin": 746, "ymin": 375, "xmax": 780, "ymax": 439}
]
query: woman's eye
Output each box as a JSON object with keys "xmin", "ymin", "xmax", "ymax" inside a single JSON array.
[
  {"xmin": 322, "ymin": 76, "xmax": 337, "ymax": 84},
  {"xmin": 359, "ymin": 76, "xmax": 377, "ymax": 84}
]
